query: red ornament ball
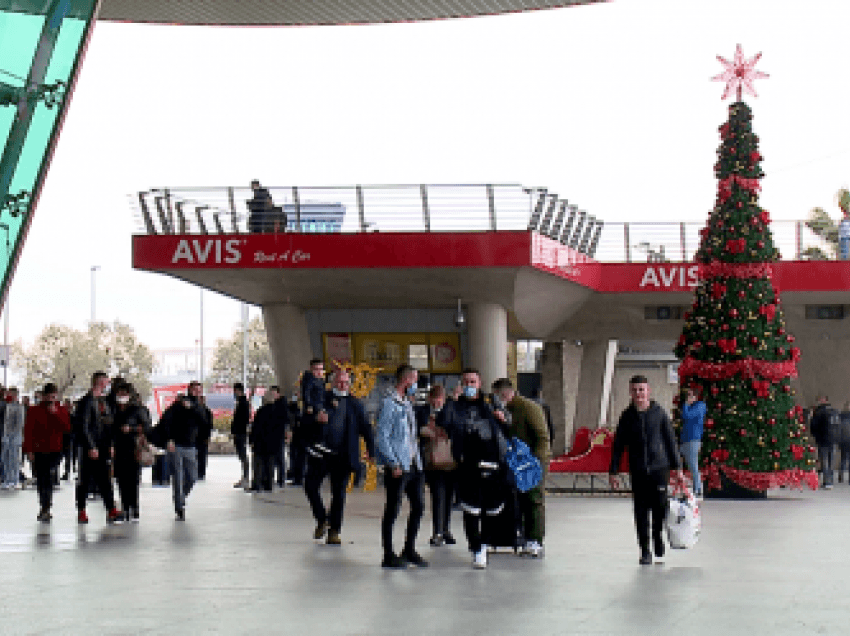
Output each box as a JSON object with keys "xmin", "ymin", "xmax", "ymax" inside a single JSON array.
[{"xmin": 769, "ymin": 418, "xmax": 777, "ymax": 426}]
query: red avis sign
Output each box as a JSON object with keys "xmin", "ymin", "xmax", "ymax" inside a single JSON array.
[
  {"xmin": 638, "ymin": 265, "xmax": 699, "ymax": 290},
  {"xmin": 171, "ymin": 239, "xmax": 243, "ymax": 265}
]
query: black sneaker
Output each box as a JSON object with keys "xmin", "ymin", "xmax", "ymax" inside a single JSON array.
[
  {"xmin": 639, "ymin": 549, "xmax": 653, "ymax": 565},
  {"xmin": 131, "ymin": 508, "xmax": 140, "ymax": 522},
  {"xmin": 175, "ymin": 509, "xmax": 185, "ymax": 521},
  {"xmin": 443, "ymin": 532, "xmax": 457, "ymax": 545},
  {"xmin": 429, "ymin": 535, "xmax": 444, "ymax": 547},
  {"xmin": 653, "ymin": 534, "xmax": 665, "ymax": 559},
  {"xmin": 403, "ymin": 551, "xmax": 429, "ymax": 568},
  {"xmin": 381, "ymin": 553, "xmax": 408, "ymax": 569}
]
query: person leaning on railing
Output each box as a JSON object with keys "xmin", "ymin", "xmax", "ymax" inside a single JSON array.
[{"xmin": 246, "ymin": 179, "xmax": 287, "ymax": 233}]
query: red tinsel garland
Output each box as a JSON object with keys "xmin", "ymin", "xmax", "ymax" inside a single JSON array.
[
  {"xmin": 703, "ymin": 463, "xmax": 818, "ymax": 492},
  {"xmin": 678, "ymin": 355, "xmax": 797, "ymax": 381},
  {"xmin": 718, "ymin": 174, "xmax": 762, "ymax": 203},
  {"xmin": 699, "ymin": 261, "xmax": 773, "ymax": 279}
]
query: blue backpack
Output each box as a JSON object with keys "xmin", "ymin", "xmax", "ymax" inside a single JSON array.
[{"xmin": 505, "ymin": 437, "xmax": 543, "ymax": 493}]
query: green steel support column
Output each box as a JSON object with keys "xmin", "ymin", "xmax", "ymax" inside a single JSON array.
[{"xmin": 0, "ymin": 0, "xmax": 101, "ymax": 309}]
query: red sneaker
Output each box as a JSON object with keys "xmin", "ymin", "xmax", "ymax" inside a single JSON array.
[
  {"xmin": 77, "ymin": 510, "xmax": 89, "ymax": 525},
  {"xmin": 107, "ymin": 508, "xmax": 123, "ymax": 524}
]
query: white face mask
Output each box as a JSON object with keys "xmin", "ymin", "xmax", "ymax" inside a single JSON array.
[
  {"xmin": 117, "ymin": 395, "xmax": 131, "ymax": 405},
  {"xmin": 333, "ymin": 388, "xmax": 348, "ymax": 398}
]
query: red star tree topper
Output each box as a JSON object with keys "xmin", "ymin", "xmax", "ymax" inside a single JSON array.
[{"xmin": 673, "ymin": 47, "xmax": 817, "ymax": 493}]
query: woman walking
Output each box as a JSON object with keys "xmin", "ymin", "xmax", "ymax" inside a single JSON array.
[{"xmin": 113, "ymin": 383, "xmax": 151, "ymax": 522}]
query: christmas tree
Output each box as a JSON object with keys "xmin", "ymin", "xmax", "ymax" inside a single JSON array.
[{"xmin": 674, "ymin": 46, "xmax": 818, "ymax": 493}]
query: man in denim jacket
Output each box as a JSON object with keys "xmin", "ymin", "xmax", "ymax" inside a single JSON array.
[{"xmin": 376, "ymin": 364, "xmax": 427, "ymax": 569}]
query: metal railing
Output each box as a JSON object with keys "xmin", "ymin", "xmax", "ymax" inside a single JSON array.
[{"xmin": 130, "ymin": 184, "xmax": 833, "ymax": 262}]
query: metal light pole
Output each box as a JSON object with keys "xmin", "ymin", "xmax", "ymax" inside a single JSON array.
[
  {"xmin": 90, "ymin": 265, "xmax": 100, "ymax": 323},
  {"xmin": 199, "ymin": 289, "xmax": 204, "ymax": 386},
  {"xmin": 241, "ymin": 303, "xmax": 249, "ymax": 388},
  {"xmin": 0, "ymin": 222, "xmax": 9, "ymax": 386}
]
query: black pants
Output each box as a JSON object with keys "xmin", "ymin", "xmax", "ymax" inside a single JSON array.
[
  {"xmin": 34, "ymin": 453, "xmax": 60, "ymax": 512},
  {"xmin": 196, "ymin": 442, "xmax": 209, "ymax": 480},
  {"xmin": 114, "ymin": 456, "xmax": 140, "ymax": 512},
  {"xmin": 463, "ymin": 511, "xmax": 496, "ymax": 554},
  {"xmin": 76, "ymin": 454, "xmax": 116, "ymax": 512},
  {"xmin": 304, "ymin": 455, "xmax": 351, "ymax": 531},
  {"xmin": 631, "ymin": 470, "xmax": 669, "ymax": 552},
  {"xmin": 381, "ymin": 468, "xmax": 425, "ymax": 557},
  {"xmin": 255, "ymin": 453, "xmax": 276, "ymax": 491},
  {"xmin": 233, "ymin": 434, "xmax": 249, "ymax": 481},
  {"xmin": 287, "ymin": 437, "xmax": 306, "ymax": 485},
  {"xmin": 273, "ymin": 443, "xmax": 286, "ymax": 487},
  {"xmin": 425, "ymin": 470, "xmax": 454, "ymax": 537}
]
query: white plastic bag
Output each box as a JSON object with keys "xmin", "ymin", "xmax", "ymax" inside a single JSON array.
[{"xmin": 666, "ymin": 487, "xmax": 701, "ymax": 549}]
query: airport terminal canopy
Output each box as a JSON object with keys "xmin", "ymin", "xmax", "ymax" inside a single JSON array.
[{"xmin": 7, "ymin": 1, "xmax": 600, "ymax": 25}]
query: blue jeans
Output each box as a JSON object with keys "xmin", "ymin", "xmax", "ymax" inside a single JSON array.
[
  {"xmin": 681, "ymin": 440, "xmax": 702, "ymax": 494},
  {"xmin": 1, "ymin": 434, "xmax": 21, "ymax": 486},
  {"xmin": 169, "ymin": 446, "xmax": 198, "ymax": 511}
]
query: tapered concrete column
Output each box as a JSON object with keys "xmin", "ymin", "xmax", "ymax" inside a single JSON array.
[
  {"xmin": 573, "ymin": 339, "xmax": 618, "ymax": 433},
  {"xmin": 541, "ymin": 340, "xmax": 582, "ymax": 456},
  {"xmin": 467, "ymin": 302, "xmax": 508, "ymax": 390},
  {"xmin": 262, "ymin": 303, "xmax": 314, "ymax": 394}
]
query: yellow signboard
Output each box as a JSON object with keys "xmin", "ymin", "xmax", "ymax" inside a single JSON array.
[{"xmin": 325, "ymin": 332, "xmax": 462, "ymax": 374}]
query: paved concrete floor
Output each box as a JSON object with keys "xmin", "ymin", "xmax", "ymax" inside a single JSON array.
[{"xmin": 0, "ymin": 456, "xmax": 846, "ymax": 635}]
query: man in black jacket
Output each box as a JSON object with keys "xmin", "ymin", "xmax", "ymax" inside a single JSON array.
[
  {"xmin": 609, "ymin": 375, "xmax": 682, "ymax": 565},
  {"xmin": 161, "ymin": 381, "xmax": 207, "ymax": 520},
  {"xmin": 231, "ymin": 383, "xmax": 251, "ymax": 489},
  {"xmin": 810, "ymin": 396, "xmax": 838, "ymax": 489},
  {"xmin": 249, "ymin": 386, "xmax": 289, "ymax": 492},
  {"xmin": 75, "ymin": 372, "xmax": 122, "ymax": 525},
  {"xmin": 196, "ymin": 395, "xmax": 213, "ymax": 481},
  {"xmin": 304, "ymin": 368, "xmax": 374, "ymax": 546},
  {"xmin": 302, "ymin": 359, "xmax": 328, "ymax": 459}
]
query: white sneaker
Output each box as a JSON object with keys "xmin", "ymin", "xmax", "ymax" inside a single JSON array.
[
  {"xmin": 472, "ymin": 547, "xmax": 488, "ymax": 569},
  {"xmin": 525, "ymin": 540, "xmax": 543, "ymax": 558}
]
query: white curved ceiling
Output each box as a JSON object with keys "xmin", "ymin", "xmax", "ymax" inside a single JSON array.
[{"xmin": 94, "ymin": 0, "xmax": 601, "ymax": 26}]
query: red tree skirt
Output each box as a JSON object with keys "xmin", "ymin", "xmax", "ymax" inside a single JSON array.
[
  {"xmin": 703, "ymin": 463, "xmax": 818, "ymax": 492},
  {"xmin": 678, "ymin": 355, "xmax": 798, "ymax": 381},
  {"xmin": 698, "ymin": 260, "xmax": 773, "ymax": 280}
]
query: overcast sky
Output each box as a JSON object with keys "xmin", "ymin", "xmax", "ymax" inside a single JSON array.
[{"xmin": 3, "ymin": 0, "xmax": 849, "ymax": 380}]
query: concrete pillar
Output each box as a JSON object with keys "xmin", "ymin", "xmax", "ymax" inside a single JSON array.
[
  {"xmin": 262, "ymin": 303, "xmax": 314, "ymax": 395},
  {"xmin": 467, "ymin": 302, "xmax": 508, "ymax": 390},
  {"xmin": 573, "ymin": 339, "xmax": 619, "ymax": 434},
  {"xmin": 541, "ymin": 340, "xmax": 582, "ymax": 456}
]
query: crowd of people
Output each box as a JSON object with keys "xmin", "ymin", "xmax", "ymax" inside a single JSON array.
[{"xmin": 0, "ymin": 360, "xmax": 735, "ymax": 569}]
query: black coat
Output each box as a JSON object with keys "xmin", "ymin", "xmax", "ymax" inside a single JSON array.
[
  {"xmin": 113, "ymin": 404, "xmax": 152, "ymax": 466},
  {"xmin": 610, "ymin": 401, "xmax": 681, "ymax": 476},
  {"xmin": 231, "ymin": 395, "xmax": 250, "ymax": 436},
  {"xmin": 301, "ymin": 374, "xmax": 327, "ymax": 446},
  {"xmin": 249, "ymin": 399, "xmax": 289, "ymax": 455},
  {"xmin": 438, "ymin": 396, "xmax": 507, "ymax": 469},
  {"xmin": 156, "ymin": 396, "xmax": 206, "ymax": 448},
  {"xmin": 74, "ymin": 392, "xmax": 114, "ymax": 453},
  {"xmin": 811, "ymin": 404, "xmax": 838, "ymax": 446},
  {"xmin": 319, "ymin": 391, "xmax": 375, "ymax": 470}
]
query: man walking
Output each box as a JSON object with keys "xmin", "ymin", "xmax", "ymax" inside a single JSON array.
[
  {"xmin": 195, "ymin": 395, "xmax": 213, "ymax": 481},
  {"xmin": 249, "ymin": 387, "xmax": 289, "ymax": 492},
  {"xmin": 810, "ymin": 395, "xmax": 838, "ymax": 490},
  {"xmin": 492, "ymin": 378, "xmax": 550, "ymax": 557},
  {"xmin": 377, "ymin": 365, "xmax": 427, "ymax": 568},
  {"xmin": 231, "ymin": 383, "xmax": 251, "ymax": 489},
  {"xmin": 609, "ymin": 375, "xmax": 682, "ymax": 565},
  {"xmin": 75, "ymin": 372, "xmax": 122, "ymax": 525},
  {"xmin": 161, "ymin": 381, "xmax": 207, "ymax": 519},
  {"xmin": 1, "ymin": 387, "xmax": 25, "ymax": 489},
  {"xmin": 304, "ymin": 368, "xmax": 374, "ymax": 545},
  {"xmin": 23, "ymin": 384, "xmax": 70, "ymax": 522}
]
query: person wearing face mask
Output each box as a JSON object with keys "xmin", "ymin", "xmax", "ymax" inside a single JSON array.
[
  {"xmin": 74, "ymin": 371, "xmax": 122, "ymax": 525},
  {"xmin": 492, "ymin": 378, "xmax": 551, "ymax": 558},
  {"xmin": 23, "ymin": 383, "xmax": 71, "ymax": 522},
  {"xmin": 376, "ymin": 365, "xmax": 428, "ymax": 568},
  {"xmin": 303, "ymin": 368, "xmax": 374, "ymax": 545},
  {"xmin": 437, "ymin": 368, "xmax": 509, "ymax": 569},
  {"xmin": 415, "ymin": 385, "xmax": 456, "ymax": 546},
  {"xmin": 112, "ymin": 383, "xmax": 151, "ymax": 522}
]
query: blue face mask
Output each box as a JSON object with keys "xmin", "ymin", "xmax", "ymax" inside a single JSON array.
[
  {"xmin": 463, "ymin": 386, "xmax": 477, "ymax": 399},
  {"xmin": 406, "ymin": 385, "xmax": 416, "ymax": 397}
]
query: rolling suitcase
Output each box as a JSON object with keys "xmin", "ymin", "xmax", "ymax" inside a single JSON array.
[{"xmin": 483, "ymin": 486, "xmax": 524, "ymax": 553}]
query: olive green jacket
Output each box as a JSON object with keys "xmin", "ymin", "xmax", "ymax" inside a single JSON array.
[{"xmin": 506, "ymin": 395, "xmax": 551, "ymax": 463}]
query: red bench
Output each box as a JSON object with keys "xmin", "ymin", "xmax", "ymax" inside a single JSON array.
[{"xmin": 547, "ymin": 427, "xmax": 630, "ymax": 493}]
